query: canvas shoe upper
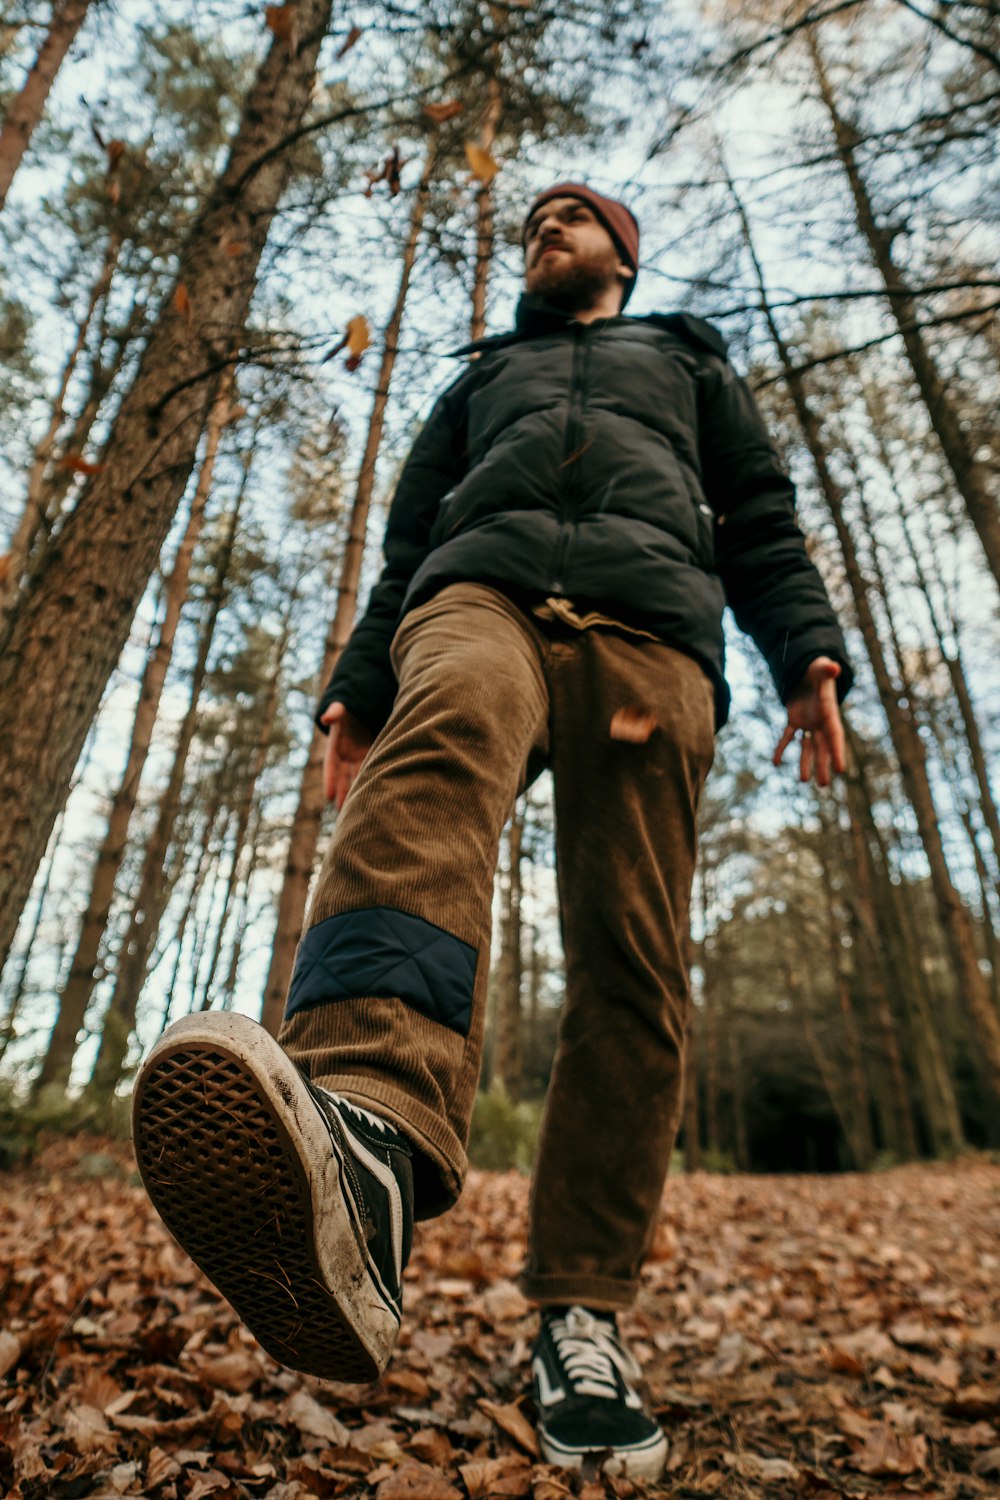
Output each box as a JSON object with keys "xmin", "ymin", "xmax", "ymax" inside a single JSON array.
[
  {"xmin": 531, "ymin": 1305, "xmax": 668, "ymax": 1480},
  {"xmin": 132, "ymin": 1010, "xmax": 413, "ymax": 1383}
]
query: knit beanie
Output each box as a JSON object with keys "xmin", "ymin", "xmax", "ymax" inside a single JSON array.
[{"xmin": 523, "ymin": 182, "xmax": 640, "ymax": 307}]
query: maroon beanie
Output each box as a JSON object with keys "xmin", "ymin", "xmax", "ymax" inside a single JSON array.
[{"xmin": 523, "ymin": 182, "xmax": 640, "ymax": 306}]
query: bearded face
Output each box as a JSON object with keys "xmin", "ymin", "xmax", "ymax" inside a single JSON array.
[{"xmin": 524, "ymin": 198, "xmax": 631, "ymax": 315}]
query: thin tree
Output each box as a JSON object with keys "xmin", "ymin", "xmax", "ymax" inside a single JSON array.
[
  {"xmin": 260, "ymin": 144, "xmax": 437, "ymax": 1035},
  {"xmin": 0, "ymin": 0, "xmax": 93, "ymax": 212},
  {"xmin": 0, "ymin": 0, "xmax": 338, "ymax": 970},
  {"xmin": 32, "ymin": 379, "xmax": 233, "ymax": 1095}
]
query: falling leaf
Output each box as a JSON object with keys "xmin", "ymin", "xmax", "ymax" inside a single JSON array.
[
  {"xmin": 478, "ymin": 1400, "xmax": 540, "ymax": 1458},
  {"xmin": 265, "ymin": 4, "xmax": 297, "ymax": 45},
  {"xmin": 336, "ymin": 24, "xmax": 363, "ymax": 58},
  {"xmin": 423, "ymin": 100, "xmax": 464, "ymax": 123},
  {"xmin": 58, "ymin": 452, "xmax": 105, "ymax": 476},
  {"xmin": 346, "ymin": 314, "xmax": 371, "ymax": 360},
  {"xmin": 610, "ymin": 707, "xmax": 658, "ymax": 743},
  {"xmin": 106, "ymin": 139, "xmax": 125, "ymax": 172},
  {"xmin": 173, "ymin": 282, "xmax": 192, "ymax": 322},
  {"xmin": 225, "ymin": 241, "xmax": 249, "ymax": 257},
  {"xmin": 465, "ymin": 143, "xmax": 500, "ymax": 185}
]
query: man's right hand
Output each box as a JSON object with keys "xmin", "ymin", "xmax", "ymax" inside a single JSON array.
[{"xmin": 321, "ymin": 701, "xmax": 374, "ymax": 809}]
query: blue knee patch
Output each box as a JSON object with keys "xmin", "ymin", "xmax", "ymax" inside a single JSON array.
[{"xmin": 285, "ymin": 906, "xmax": 477, "ymax": 1037}]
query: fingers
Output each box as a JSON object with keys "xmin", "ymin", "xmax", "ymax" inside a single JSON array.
[
  {"xmin": 773, "ymin": 723, "xmax": 796, "ymax": 767},
  {"xmin": 799, "ymin": 731, "xmax": 814, "ymax": 783}
]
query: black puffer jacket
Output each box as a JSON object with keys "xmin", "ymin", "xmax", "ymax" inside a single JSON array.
[{"xmin": 320, "ymin": 296, "xmax": 852, "ymax": 733}]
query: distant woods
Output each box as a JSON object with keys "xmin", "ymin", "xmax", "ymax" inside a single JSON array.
[{"xmin": 0, "ymin": 0, "xmax": 997, "ymax": 1171}]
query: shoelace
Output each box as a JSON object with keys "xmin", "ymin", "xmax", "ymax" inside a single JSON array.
[{"xmin": 547, "ymin": 1306, "xmax": 642, "ymax": 1401}]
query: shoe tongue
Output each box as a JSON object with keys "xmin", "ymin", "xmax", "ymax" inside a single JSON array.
[{"xmin": 564, "ymin": 1305, "xmax": 616, "ymax": 1335}]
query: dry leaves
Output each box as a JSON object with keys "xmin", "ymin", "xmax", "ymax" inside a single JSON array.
[
  {"xmin": 423, "ymin": 100, "xmax": 463, "ymax": 123},
  {"xmin": 609, "ymin": 707, "xmax": 657, "ymax": 743},
  {"xmin": 1, "ymin": 1139, "xmax": 999, "ymax": 1498},
  {"xmin": 465, "ymin": 143, "xmax": 500, "ymax": 185},
  {"xmin": 58, "ymin": 452, "xmax": 106, "ymax": 476}
]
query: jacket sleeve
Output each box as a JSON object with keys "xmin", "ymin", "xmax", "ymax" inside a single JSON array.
[
  {"xmin": 696, "ymin": 352, "xmax": 853, "ymax": 704},
  {"xmin": 316, "ymin": 372, "xmax": 471, "ymax": 736}
]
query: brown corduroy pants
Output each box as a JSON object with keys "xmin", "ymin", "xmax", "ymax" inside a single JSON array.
[{"xmin": 279, "ymin": 583, "xmax": 715, "ymax": 1309}]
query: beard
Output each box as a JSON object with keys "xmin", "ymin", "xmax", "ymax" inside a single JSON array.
[{"xmin": 525, "ymin": 245, "xmax": 620, "ymax": 314}]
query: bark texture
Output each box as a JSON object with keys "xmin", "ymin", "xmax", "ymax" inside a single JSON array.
[
  {"xmin": 0, "ymin": 0, "xmax": 92, "ymax": 212},
  {"xmin": 0, "ymin": 0, "xmax": 335, "ymax": 968},
  {"xmin": 260, "ymin": 149, "xmax": 435, "ymax": 1035}
]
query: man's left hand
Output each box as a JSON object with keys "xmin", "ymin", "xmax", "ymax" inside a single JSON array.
[{"xmin": 773, "ymin": 657, "xmax": 845, "ymax": 787}]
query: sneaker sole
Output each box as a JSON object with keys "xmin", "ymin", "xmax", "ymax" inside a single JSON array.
[
  {"xmin": 538, "ymin": 1428, "xmax": 668, "ymax": 1482},
  {"xmin": 131, "ymin": 1011, "xmax": 399, "ymax": 1382}
]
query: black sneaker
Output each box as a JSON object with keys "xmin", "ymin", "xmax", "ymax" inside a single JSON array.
[
  {"xmin": 532, "ymin": 1305, "xmax": 668, "ymax": 1479},
  {"xmin": 132, "ymin": 1011, "xmax": 413, "ymax": 1382}
]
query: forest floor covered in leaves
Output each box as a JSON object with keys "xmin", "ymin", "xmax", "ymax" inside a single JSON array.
[{"xmin": 1, "ymin": 1137, "xmax": 999, "ymax": 1500}]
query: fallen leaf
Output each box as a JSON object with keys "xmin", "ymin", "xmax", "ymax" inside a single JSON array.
[
  {"xmin": 0, "ymin": 1329, "xmax": 20, "ymax": 1377},
  {"xmin": 478, "ymin": 1400, "xmax": 540, "ymax": 1458},
  {"xmin": 972, "ymin": 1447, "xmax": 1000, "ymax": 1476},
  {"xmin": 282, "ymin": 1390, "xmax": 351, "ymax": 1446},
  {"xmin": 375, "ymin": 1462, "xmax": 462, "ymax": 1500},
  {"xmin": 851, "ymin": 1425, "xmax": 928, "ymax": 1476},
  {"xmin": 465, "ymin": 143, "xmax": 500, "ymax": 185},
  {"xmin": 724, "ymin": 1450, "xmax": 800, "ymax": 1481},
  {"xmin": 460, "ymin": 1457, "xmax": 532, "ymax": 1498},
  {"xmin": 610, "ymin": 707, "xmax": 657, "ymax": 743}
]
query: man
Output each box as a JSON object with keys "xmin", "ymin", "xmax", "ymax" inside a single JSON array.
[{"xmin": 133, "ymin": 183, "xmax": 851, "ymax": 1481}]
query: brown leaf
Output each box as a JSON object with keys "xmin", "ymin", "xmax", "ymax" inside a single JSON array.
[
  {"xmin": 851, "ymin": 1425, "xmax": 928, "ymax": 1476},
  {"xmin": 609, "ymin": 707, "xmax": 657, "ymax": 743},
  {"xmin": 375, "ymin": 1461, "xmax": 462, "ymax": 1500},
  {"xmin": 461, "ymin": 1457, "xmax": 532, "ymax": 1498},
  {"xmin": 0, "ymin": 1329, "xmax": 20, "ymax": 1377},
  {"xmin": 193, "ymin": 1347, "xmax": 261, "ymax": 1393},
  {"xmin": 65, "ymin": 1403, "xmax": 117, "ymax": 1455},
  {"xmin": 225, "ymin": 241, "xmax": 249, "ymax": 257},
  {"xmin": 531, "ymin": 1474, "xmax": 572, "ymax": 1500},
  {"xmin": 465, "ymin": 143, "xmax": 500, "ymax": 185},
  {"xmin": 407, "ymin": 1429, "xmax": 454, "ymax": 1467},
  {"xmin": 173, "ymin": 282, "xmax": 192, "ymax": 322},
  {"xmin": 282, "ymin": 1390, "xmax": 351, "ymax": 1446},
  {"xmin": 265, "ymin": 4, "xmax": 297, "ymax": 45},
  {"xmin": 336, "ymin": 25, "xmax": 363, "ymax": 58},
  {"xmin": 106, "ymin": 139, "xmax": 125, "ymax": 172},
  {"xmin": 942, "ymin": 1385, "xmax": 1000, "ymax": 1420},
  {"xmin": 58, "ymin": 452, "xmax": 105, "ymax": 476},
  {"xmin": 423, "ymin": 100, "xmax": 464, "ymax": 123},
  {"xmin": 477, "ymin": 1400, "xmax": 540, "ymax": 1458}
]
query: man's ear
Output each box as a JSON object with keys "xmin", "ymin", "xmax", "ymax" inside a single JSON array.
[{"xmin": 616, "ymin": 260, "xmax": 635, "ymax": 301}]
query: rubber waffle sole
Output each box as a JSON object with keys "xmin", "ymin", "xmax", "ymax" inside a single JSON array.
[{"xmin": 133, "ymin": 1041, "xmax": 379, "ymax": 1382}]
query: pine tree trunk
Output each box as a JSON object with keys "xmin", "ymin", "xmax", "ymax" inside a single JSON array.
[
  {"xmin": 682, "ymin": 928, "xmax": 702, "ymax": 1172},
  {"xmin": 728, "ymin": 1025, "xmax": 749, "ymax": 1170},
  {"xmin": 85, "ymin": 495, "xmax": 242, "ymax": 1097},
  {"xmin": 0, "ymin": 0, "xmax": 92, "ymax": 212},
  {"xmin": 782, "ymin": 947, "xmax": 859, "ymax": 1165},
  {"xmin": 494, "ymin": 804, "xmax": 524, "ymax": 1098},
  {"xmin": 731, "ymin": 186, "xmax": 1000, "ymax": 1098},
  {"xmin": 33, "ymin": 381, "xmax": 232, "ymax": 1095},
  {"xmin": 0, "ymin": 0, "xmax": 336, "ymax": 967},
  {"xmin": 845, "ymin": 728, "xmax": 966, "ymax": 1152},
  {"xmin": 810, "ymin": 36, "xmax": 1000, "ymax": 591},
  {"xmin": 198, "ymin": 615, "xmax": 287, "ymax": 1011},
  {"xmin": 841, "ymin": 775, "xmax": 920, "ymax": 1158},
  {"xmin": 0, "ymin": 229, "xmax": 121, "ymax": 638},
  {"xmin": 260, "ymin": 148, "xmax": 435, "ymax": 1035},
  {"xmin": 470, "ymin": 75, "xmax": 502, "ymax": 342},
  {"xmin": 0, "ymin": 809, "xmax": 67, "ymax": 1065}
]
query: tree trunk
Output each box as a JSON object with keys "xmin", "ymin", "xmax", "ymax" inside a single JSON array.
[
  {"xmin": 845, "ymin": 727, "xmax": 966, "ymax": 1153},
  {"xmin": 494, "ymin": 804, "xmax": 524, "ymax": 1098},
  {"xmin": 0, "ymin": 0, "xmax": 336, "ymax": 967},
  {"xmin": 0, "ymin": 0, "xmax": 92, "ymax": 212},
  {"xmin": 0, "ymin": 808, "xmax": 67, "ymax": 1065},
  {"xmin": 199, "ymin": 613, "xmax": 288, "ymax": 1011},
  {"xmin": 33, "ymin": 380, "xmax": 232, "ymax": 1096},
  {"xmin": 810, "ymin": 35, "xmax": 1000, "ymax": 591},
  {"xmin": 85, "ymin": 492, "xmax": 242, "ymax": 1097},
  {"xmin": 470, "ymin": 74, "xmax": 502, "ymax": 342},
  {"xmin": 682, "ymin": 927, "xmax": 701, "ymax": 1172},
  {"xmin": 260, "ymin": 146, "xmax": 436, "ymax": 1035},
  {"xmin": 730, "ymin": 180, "xmax": 1000, "ymax": 1098},
  {"xmin": 0, "ymin": 229, "xmax": 121, "ymax": 638}
]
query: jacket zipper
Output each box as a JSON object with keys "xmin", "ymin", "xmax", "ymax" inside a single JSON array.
[{"xmin": 551, "ymin": 325, "xmax": 587, "ymax": 592}]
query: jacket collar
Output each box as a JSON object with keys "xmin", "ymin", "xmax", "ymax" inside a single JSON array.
[{"xmin": 450, "ymin": 294, "xmax": 728, "ymax": 360}]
